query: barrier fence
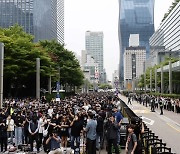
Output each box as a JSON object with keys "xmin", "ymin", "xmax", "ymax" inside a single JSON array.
[{"xmin": 120, "ymin": 99, "xmax": 175, "ymax": 154}]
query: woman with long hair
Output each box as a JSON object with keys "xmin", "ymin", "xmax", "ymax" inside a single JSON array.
[{"xmin": 59, "ymin": 115, "xmax": 70, "ymax": 148}]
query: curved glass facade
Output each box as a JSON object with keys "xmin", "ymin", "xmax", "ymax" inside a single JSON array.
[
  {"xmin": 0, "ymin": 0, "xmax": 64, "ymax": 44},
  {"xmin": 118, "ymin": 0, "xmax": 154, "ymax": 81}
]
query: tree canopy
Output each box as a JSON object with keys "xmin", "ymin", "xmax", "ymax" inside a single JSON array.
[
  {"xmin": 162, "ymin": 0, "xmax": 180, "ymax": 22},
  {"xmin": 0, "ymin": 25, "xmax": 84, "ymax": 97},
  {"xmin": 138, "ymin": 57, "xmax": 180, "ymax": 94}
]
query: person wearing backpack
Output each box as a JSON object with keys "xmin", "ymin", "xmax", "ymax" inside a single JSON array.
[
  {"xmin": 125, "ymin": 124, "xmax": 137, "ymax": 154},
  {"xmin": 130, "ymin": 117, "xmax": 144, "ymax": 154}
]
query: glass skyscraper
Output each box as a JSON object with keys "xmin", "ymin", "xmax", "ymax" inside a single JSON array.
[
  {"xmin": 0, "ymin": 0, "xmax": 64, "ymax": 44},
  {"xmin": 118, "ymin": 0, "xmax": 154, "ymax": 82}
]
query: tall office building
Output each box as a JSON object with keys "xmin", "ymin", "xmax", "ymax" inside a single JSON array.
[
  {"xmin": 0, "ymin": 0, "xmax": 64, "ymax": 44},
  {"xmin": 85, "ymin": 31, "xmax": 104, "ymax": 75},
  {"xmin": 124, "ymin": 47, "xmax": 146, "ymax": 89},
  {"xmin": 118, "ymin": 0, "xmax": 154, "ymax": 83},
  {"xmin": 150, "ymin": 2, "xmax": 180, "ymax": 52},
  {"xmin": 146, "ymin": 2, "xmax": 180, "ymax": 69}
]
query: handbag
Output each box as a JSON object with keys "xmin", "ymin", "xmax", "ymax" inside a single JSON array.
[{"xmin": 43, "ymin": 125, "xmax": 49, "ymax": 137}]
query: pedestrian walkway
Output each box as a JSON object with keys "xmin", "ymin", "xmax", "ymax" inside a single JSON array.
[
  {"xmin": 119, "ymin": 94, "xmax": 180, "ymax": 154},
  {"xmin": 119, "ymin": 94, "xmax": 180, "ymax": 126}
]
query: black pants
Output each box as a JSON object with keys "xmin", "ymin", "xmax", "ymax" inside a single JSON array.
[
  {"xmin": 160, "ymin": 107, "xmax": 163, "ymax": 115},
  {"xmin": 24, "ymin": 130, "xmax": 29, "ymax": 144},
  {"xmin": 107, "ymin": 139, "xmax": 119, "ymax": 154},
  {"xmin": 0, "ymin": 137, "xmax": 7, "ymax": 152},
  {"xmin": 43, "ymin": 136, "xmax": 50, "ymax": 153},
  {"xmin": 151, "ymin": 104, "xmax": 155, "ymax": 111},
  {"xmin": 128, "ymin": 99, "xmax": 132, "ymax": 105},
  {"xmin": 29, "ymin": 133, "xmax": 39, "ymax": 152},
  {"xmin": 86, "ymin": 138, "xmax": 96, "ymax": 154},
  {"xmin": 39, "ymin": 133, "xmax": 43, "ymax": 147}
]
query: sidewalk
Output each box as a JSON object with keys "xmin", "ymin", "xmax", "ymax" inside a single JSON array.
[
  {"xmin": 119, "ymin": 94, "xmax": 180, "ymax": 126},
  {"xmin": 119, "ymin": 94, "xmax": 180, "ymax": 153}
]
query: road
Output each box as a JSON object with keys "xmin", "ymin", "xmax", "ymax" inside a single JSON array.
[{"xmin": 119, "ymin": 94, "xmax": 180, "ymax": 154}]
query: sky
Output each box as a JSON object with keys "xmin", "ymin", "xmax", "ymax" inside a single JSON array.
[{"xmin": 64, "ymin": 0, "xmax": 174, "ymax": 81}]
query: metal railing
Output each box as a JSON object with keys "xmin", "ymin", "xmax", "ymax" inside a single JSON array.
[{"xmin": 120, "ymin": 99, "xmax": 175, "ymax": 154}]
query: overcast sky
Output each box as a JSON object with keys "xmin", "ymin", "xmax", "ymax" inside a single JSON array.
[{"xmin": 64, "ymin": 0, "xmax": 174, "ymax": 81}]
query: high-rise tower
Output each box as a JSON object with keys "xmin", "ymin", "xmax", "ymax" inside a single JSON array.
[
  {"xmin": 85, "ymin": 31, "xmax": 104, "ymax": 75},
  {"xmin": 118, "ymin": 0, "xmax": 154, "ymax": 84},
  {"xmin": 0, "ymin": 0, "xmax": 64, "ymax": 44}
]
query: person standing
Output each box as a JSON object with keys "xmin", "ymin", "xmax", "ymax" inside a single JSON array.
[
  {"xmin": 131, "ymin": 117, "xmax": 144, "ymax": 154},
  {"xmin": 6, "ymin": 115, "xmax": 15, "ymax": 144},
  {"xmin": 59, "ymin": 115, "xmax": 70, "ymax": 148},
  {"xmin": 105, "ymin": 114, "xmax": 120, "ymax": 154},
  {"xmin": 159, "ymin": 98, "xmax": 164, "ymax": 115},
  {"xmin": 96, "ymin": 113, "xmax": 104, "ymax": 150},
  {"xmin": 125, "ymin": 124, "xmax": 137, "ymax": 154},
  {"xmin": 28, "ymin": 115, "xmax": 40, "ymax": 152},
  {"xmin": 151, "ymin": 96, "xmax": 155, "ymax": 112},
  {"xmin": 38, "ymin": 114, "xmax": 46, "ymax": 148},
  {"xmin": 14, "ymin": 111, "xmax": 24, "ymax": 146},
  {"xmin": 84, "ymin": 112, "xmax": 97, "ymax": 154},
  {"xmin": 127, "ymin": 95, "xmax": 132, "ymax": 105},
  {"xmin": 70, "ymin": 114, "xmax": 83, "ymax": 151},
  {"xmin": 113, "ymin": 107, "xmax": 123, "ymax": 145},
  {"xmin": 0, "ymin": 117, "xmax": 7, "ymax": 152}
]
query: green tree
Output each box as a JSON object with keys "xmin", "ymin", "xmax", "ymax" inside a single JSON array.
[
  {"xmin": 99, "ymin": 83, "xmax": 112, "ymax": 90},
  {"xmin": 162, "ymin": 0, "xmax": 180, "ymax": 22},
  {"xmin": 0, "ymin": 25, "xmax": 56, "ymax": 97},
  {"xmin": 39, "ymin": 40, "xmax": 84, "ymax": 90},
  {"xmin": 138, "ymin": 57, "xmax": 180, "ymax": 94},
  {"xmin": 0, "ymin": 25, "xmax": 84, "ymax": 97}
]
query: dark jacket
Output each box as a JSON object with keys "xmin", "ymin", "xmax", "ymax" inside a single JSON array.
[
  {"xmin": 0, "ymin": 118, "xmax": 7, "ymax": 137},
  {"xmin": 105, "ymin": 120, "xmax": 119, "ymax": 140},
  {"xmin": 96, "ymin": 115, "xmax": 104, "ymax": 133}
]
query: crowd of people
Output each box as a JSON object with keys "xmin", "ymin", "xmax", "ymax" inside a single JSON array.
[
  {"xmin": 130, "ymin": 94, "xmax": 180, "ymax": 115},
  {"xmin": 0, "ymin": 92, "xmax": 145, "ymax": 154}
]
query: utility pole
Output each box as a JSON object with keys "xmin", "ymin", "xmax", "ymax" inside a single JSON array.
[
  {"xmin": 169, "ymin": 60, "xmax": 172, "ymax": 94},
  {"xmin": 0, "ymin": 43, "xmax": 4, "ymax": 108},
  {"xmin": 161, "ymin": 65, "xmax": 164, "ymax": 94},
  {"xmin": 36, "ymin": 58, "xmax": 40, "ymax": 99},
  {"xmin": 155, "ymin": 67, "xmax": 157, "ymax": 92},
  {"xmin": 150, "ymin": 69, "xmax": 152, "ymax": 92}
]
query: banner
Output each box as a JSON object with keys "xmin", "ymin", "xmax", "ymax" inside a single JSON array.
[{"xmin": 56, "ymin": 81, "xmax": 60, "ymax": 102}]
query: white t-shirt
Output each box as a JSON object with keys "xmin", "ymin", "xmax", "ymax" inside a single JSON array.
[
  {"xmin": 48, "ymin": 108, "xmax": 53, "ymax": 117},
  {"xmin": 6, "ymin": 119, "xmax": 15, "ymax": 132},
  {"xmin": 38, "ymin": 118, "xmax": 46, "ymax": 133}
]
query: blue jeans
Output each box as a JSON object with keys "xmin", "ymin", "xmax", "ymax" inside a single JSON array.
[
  {"xmin": 15, "ymin": 127, "xmax": 23, "ymax": 146},
  {"xmin": 96, "ymin": 132, "xmax": 103, "ymax": 149},
  {"xmin": 7, "ymin": 131, "xmax": 14, "ymax": 144},
  {"xmin": 117, "ymin": 128, "xmax": 120, "ymax": 144},
  {"xmin": 71, "ymin": 136, "xmax": 80, "ymax": 150}
]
